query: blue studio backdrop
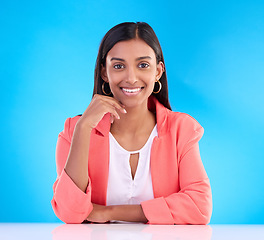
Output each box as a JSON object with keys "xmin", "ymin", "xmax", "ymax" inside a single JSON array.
[{"xmin": 1, "ymin": 0, "xmax": 263, "ymax": 223}]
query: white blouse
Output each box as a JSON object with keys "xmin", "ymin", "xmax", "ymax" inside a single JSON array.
[{"xmin": 106, "ymin": 124, "xmax": 158, "ymax": 206}]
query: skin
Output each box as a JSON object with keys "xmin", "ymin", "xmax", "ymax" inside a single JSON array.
[{"xmin": 65, "ymin": 38, "xmax": 164, "ymax": 223}]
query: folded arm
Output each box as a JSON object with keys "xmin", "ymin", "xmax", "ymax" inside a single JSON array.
[
  {"xmin": 51, "ymin": 118, "xmax": 94, "ymax": 223},
  {"xmin": 86, "ymin": 204, "xmax": 148, "ymax": 223},
  {"xmin": 141, "ymin": 125, "xmax": 212, "ymax": 225}
]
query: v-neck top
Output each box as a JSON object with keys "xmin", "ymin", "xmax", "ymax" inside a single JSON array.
[{"xmin": 106, "ymin": 124, "xmax": 158, "ymax": 206}]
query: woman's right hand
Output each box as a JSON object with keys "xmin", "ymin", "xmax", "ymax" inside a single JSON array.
[{"xmin": 78, "ymin": 94, "xmax": 127, "ymax": 129}]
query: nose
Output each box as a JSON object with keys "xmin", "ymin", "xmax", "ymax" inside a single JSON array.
[{"xmin": 125, "ymin": 67, "xmax": 137, "ymax": 85}]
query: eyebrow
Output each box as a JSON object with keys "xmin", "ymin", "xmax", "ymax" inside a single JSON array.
[{"xmin": 110, "ymin": 56, "xmax": 152, "ymax": 61}]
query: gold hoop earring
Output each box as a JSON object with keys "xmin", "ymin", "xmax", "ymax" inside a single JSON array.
[
  {"xmin": 102, "ymin": 82, "xmax": 111, "ymax": 95},
  {"xmin": 153, "ymin": 80, "xmax": 162, "ymax": 94}
]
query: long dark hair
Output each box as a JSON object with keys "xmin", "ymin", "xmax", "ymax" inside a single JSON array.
[{"xmin": 93, "ymin": 22, "xmax": 171, "ymax": 110}]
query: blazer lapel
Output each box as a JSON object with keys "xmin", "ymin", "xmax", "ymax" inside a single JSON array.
[{"xmin": 148, "ymin": 96, "xmax": 170, "ymax": 198}]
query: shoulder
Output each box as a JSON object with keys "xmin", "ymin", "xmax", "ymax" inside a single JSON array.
[
  {"xmin": 58, "ymin": 114, "xmax": 82, "ymax": 142},
  {"xmin": 164, "ymin": 110, "xmax": 204, "ymax": 145},
  {"xmin": 166, "ymin": 110, "xmax": 203, "ymax": 132}
]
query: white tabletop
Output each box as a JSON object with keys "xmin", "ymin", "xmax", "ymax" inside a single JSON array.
[{"xmin": 0, "ymin": 223, "xmax": 264, "ymax": 240}]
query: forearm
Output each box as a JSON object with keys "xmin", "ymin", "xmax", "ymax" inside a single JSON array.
[
  {"xmin": 109, "ymin": 205, "xmax": 148, "ymax": 223},
  {"xmin": 64, "ymin": 121, "xmax": 92, "ymax": 192}
]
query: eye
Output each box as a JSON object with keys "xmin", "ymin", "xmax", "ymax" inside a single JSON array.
[
  {"xmin": 138, "ymin": 62, "xmax": 149, "ymax": 68},
  {"xmin": 113, "ymin": 64, "xmax": 125, "ymax": 69}
]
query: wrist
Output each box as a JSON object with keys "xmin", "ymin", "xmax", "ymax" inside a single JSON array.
[
  {"xmin": 104, "ymin": 205, "xmax": 148, "ymax": 223},
  {"xmin": 106, "ymin": 205, "xmax": 115, "ymax": 221},
  {"xmin": 76, "ymin": 119, "xmax": 93, "ymax": 132}
]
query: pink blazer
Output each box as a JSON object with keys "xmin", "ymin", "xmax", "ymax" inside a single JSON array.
[{"xmin": 51, "ymin": 96, "xmax": 212, "ymax": 224}]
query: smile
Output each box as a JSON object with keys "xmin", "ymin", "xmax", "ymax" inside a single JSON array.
[{"xmin": 120, "ymin": 87, "xmax": 144, "ymax": 96}]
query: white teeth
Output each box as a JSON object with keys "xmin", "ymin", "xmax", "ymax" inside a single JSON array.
[{"xmin": 122, "ymin": 88, "xmax": 141, "ymax": 93}]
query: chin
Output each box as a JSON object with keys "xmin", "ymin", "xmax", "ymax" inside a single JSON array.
[{"xmin": 119, "ymin": 97, "xmax": 149, "ymax": 109}]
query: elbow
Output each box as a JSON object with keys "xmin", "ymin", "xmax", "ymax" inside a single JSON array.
[
  {"xmin": 198, "ymin": 209, "xmax": 212, "ymax": 225},
  {"xmin": 203, "ymin": 203, "xmax": 213, "ymax": 225},
  {"xmin": 195, "ymin": 179, "xmax": 213, "ymax": 225},
  {"xmin": 185, "ymin": 186, "xmax": 213, "ymax": 225},
  {"xmin": 187, "ymin": 201, "xmax": 212, "ymax": 225},
  {"xmin": 195, "ymin": 192, "xmax": 213, "ymax": 225},
  {"xmin": 51, "ymin": 198, "xmax": 93, "ymax": 224}
]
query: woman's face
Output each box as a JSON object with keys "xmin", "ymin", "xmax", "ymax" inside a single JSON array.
[{"xmin": 101, "ymin": 38, "xmax": 164, "ymax": 108}]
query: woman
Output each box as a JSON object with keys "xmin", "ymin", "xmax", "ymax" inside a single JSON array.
[{"xmin": 51, "ymin": 22, "xmax": 212, "ymax": 224}]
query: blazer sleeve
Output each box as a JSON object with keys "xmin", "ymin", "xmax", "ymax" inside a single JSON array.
[
  {"xmin": 51, "ymin": 117, "xmax": 93, "ymax": 223},
  {"xmin": 141, "ymin": 114, "xmax": 212, "ymax": 225}
]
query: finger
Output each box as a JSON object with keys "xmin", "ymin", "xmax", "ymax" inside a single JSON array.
[
  {"xmin": 110, "ymin": 114, "xmax": 114, "ymax": 124},
  {"xmin": 113, "ymin": 111, "xmax": 120, "ymax": 120},
  {"xmin": 110, "ymin": 102, "xmax": 127, "ymax": 114},
  {"xmin": 102, "ymin": 96, "xmax": 127, "ymax": 113},
  {"xmin": 108, "ymin": 106, "xmax": 120, "ymax": 121}
]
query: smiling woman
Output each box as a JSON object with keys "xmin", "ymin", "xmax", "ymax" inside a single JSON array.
[
  {"xmin": 101, "ymin": 38, "xmax": 164, "ymax": 109},
  {"xmin": 51, "ymin": 22, "xmax": 212, "ymax": 224}
]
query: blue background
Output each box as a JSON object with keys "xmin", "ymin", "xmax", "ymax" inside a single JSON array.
[{"xmin": 1, "ymin": 0, "xmax": 263, "ymax": 223}]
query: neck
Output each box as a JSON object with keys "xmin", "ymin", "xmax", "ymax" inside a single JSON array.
[{"xmin": 110, "ymin": 100, "xmax": 156, "ymax": 136}]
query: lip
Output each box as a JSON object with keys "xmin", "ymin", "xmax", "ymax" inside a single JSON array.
[{"xmin": 120, "ymin": 87, "xmax": 144, "ymax": 96}]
